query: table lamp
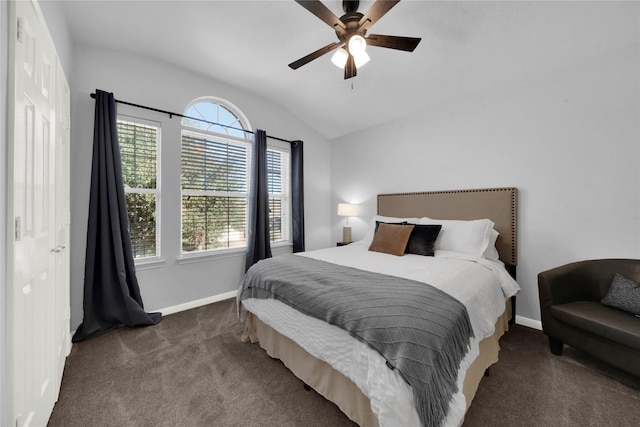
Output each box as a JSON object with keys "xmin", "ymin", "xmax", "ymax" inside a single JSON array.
[{"xmin": 337, "ymin": 203, "xmax": 358, "ymax": 243}]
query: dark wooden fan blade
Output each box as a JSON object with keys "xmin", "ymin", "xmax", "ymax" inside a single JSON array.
[
  {"xmin": 358, "ymin": 0, "xmax": 400, "ymax": 31},
  {"xmin": 288, "ymin": 41, "xmax": 342, "ymax": 70},
  {"xmin": 295, "ymin": 0, "xmax": 346, "ymax": 33},
  {"xmin": 344, "ymin": 54, "xmax": 357, "ymax": 79},
  {"xmin": 366, "ymin": 34, "xmax": 421, "ymax": 52}
]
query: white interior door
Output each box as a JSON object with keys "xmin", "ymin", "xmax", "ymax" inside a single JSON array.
[
  {"xmin": 8, "ymin": 1, "xmax": 69, "ymax": 426},
  {"xmin": 53, "ymin": 58, "xmax": 71, "ymax": 398}
]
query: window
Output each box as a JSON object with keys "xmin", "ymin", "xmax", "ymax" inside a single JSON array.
[
  {"xmin": 180, "ymin": 98, "xmax": 290, "ymax": 254},
  {"xmin": 118, "ymin": 118, "xmax": 160, "ymax": 259},
  {"xmin": 180, "ymin": 132, "xmax": 249, "ymax": 252},
  {"xmin": 267, "ymin": 146, "xmax": 290, "ymax": 242}
]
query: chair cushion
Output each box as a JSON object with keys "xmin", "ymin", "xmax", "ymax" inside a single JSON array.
[{"xmin": 551, "ymin": 301, "xmax": 640, "ymax": 351}]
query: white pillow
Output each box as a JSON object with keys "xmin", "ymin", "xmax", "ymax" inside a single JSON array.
[
  {"xmin": 363, "ymin": 215, "xmax": 421, "ymax": 242},
  {"xmin": 418, "ymin": 217, "xmax": 495, "ymax": 257},
  {"xmin": 483, "ymin": 228, "xmax": 500, "ymax": 261}
]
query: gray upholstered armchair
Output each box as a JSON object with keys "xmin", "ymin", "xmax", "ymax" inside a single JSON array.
[{"xmin": 538, "ymin": 259, "xmax": 640, "ymax": 377}]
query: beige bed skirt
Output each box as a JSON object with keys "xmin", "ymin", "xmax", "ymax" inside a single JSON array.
[{"xmin": 243, "ymin": 301, "xmax": 510, "ymax": 427}]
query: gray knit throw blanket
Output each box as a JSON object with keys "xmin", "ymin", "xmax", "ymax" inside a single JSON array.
[{"xmin": 239, "ymin": 254, "xmax": 474, "ymax": 427}]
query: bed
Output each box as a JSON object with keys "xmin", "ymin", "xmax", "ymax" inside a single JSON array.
[{"xmin": 238, "ymin": 187, "xmax": 519, "ymax": 427}]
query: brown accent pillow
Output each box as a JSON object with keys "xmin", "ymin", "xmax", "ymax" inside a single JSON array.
[{"xmin": 368, "ymin": 223, "xmax": 415, "ymax": 256}]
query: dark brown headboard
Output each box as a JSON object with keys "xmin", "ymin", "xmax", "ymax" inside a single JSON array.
[{"xmin": 377, "ymin": 188, "xmax": 517, "ymax": 266}]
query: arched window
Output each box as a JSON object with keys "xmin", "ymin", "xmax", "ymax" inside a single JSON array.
[
  {"xmin": 180, "ymin": 97, "xmax": 290, "ymax": 254},
  {"xmin": 182, "ymin": 98, "xmax": 249, "ymax": 138}
]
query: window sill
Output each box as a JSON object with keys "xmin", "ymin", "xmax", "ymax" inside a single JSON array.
[
  {"xmin": 176, "ymin": 247, "xmax": 245, "ymax": 265},
  {"xmin": 134, "ymin": 257, "xmax": 166, "ymax": 270},
  {"xmin": 176, "ymin": 241, "xmax": 293, "ymax": 265},
  {"xmin": 271, "ymin": 241, "xmax": 293, "ymax": 249}
]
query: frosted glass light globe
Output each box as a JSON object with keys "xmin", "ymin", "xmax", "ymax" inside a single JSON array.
[{"xmin": 348, "ymin": 35, "xmax": 367, "ymax": 56}]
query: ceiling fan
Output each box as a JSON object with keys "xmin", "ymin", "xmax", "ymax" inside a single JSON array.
[{"xmin": 288, "ymin": 0, "xmax": 421, "ymax": 79}]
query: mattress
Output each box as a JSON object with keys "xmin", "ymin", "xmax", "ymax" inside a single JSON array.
[{"xmin": 239, "ymin": 241, "xmax": 520, "ymax": 426}]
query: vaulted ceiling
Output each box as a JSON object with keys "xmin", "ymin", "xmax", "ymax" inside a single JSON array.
[{"xmin": 60, "ymin": 1, "xmax": 638, "ymax": 139}]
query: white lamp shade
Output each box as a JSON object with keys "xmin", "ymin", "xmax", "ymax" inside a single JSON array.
[
  {"xmin": 337, "ymin": 203, "xmax": 358, "ymax": 217},
  {"xmin": 331, "ymin": 48, "xmax": 349, "ymax": 69},
  {"xmin": 353, "ymin": 51, "xmax": 370, "ymax": 69}
]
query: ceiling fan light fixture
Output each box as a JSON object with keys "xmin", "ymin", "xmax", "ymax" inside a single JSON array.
[
  {"xmin": 348, "ymin": 34, "xmax": 367, "ymax": 56},
  {"xmin": 288, "ymin": 0, "xmax": 422, "ymax": 80},
  {"xmin": 353, "ymin": 51, "xmax": 370, "ymax": 68},
  {"xmin": 331, "ymin": 47, "xmax": 349, "ymax": 69}
]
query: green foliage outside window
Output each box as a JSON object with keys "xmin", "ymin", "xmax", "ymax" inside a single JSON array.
[
  {"xmin": 181, "ymin": 195, "xmax": 246, "ymax": 252},
  {"xmin": 118, "ymin": 120, "xmax": 159, "ymax": 258},
  {"xmin": 125, "ymin": 193, "xmax": 157, "ymax": 257}
]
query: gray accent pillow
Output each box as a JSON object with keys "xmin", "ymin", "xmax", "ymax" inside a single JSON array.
[{"xmin": 601, "ymin": 273, "xmax": 640, "ymax": 316}]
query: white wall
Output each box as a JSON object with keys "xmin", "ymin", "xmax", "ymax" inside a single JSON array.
[
  {"xmin": 1, "ymin": 1, "xmax": 8, "ymax": 423},
  {"xmin": 331, "ymin": 45, "xmax": 640, "ymax": 323},
  {"xmin": 39, "ymin": 0, "xmax": 72, "ymax": 78},
  {"xmin": 69, "ymin": 45, "xmax": 332, "ymax": 330}
]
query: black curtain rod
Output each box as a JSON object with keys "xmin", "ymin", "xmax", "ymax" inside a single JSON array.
[{"xmin": 89, "ymin": 92, "xmax": 296, "ymax": 144}]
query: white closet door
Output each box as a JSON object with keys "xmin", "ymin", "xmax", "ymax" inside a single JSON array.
[
  {"xmin": 8, "ymin": 0, "xmax": 70, "ymax": 426},
  {"xmin": 53, "ymin": 58, "xmax": 71, "ymax": 399}
]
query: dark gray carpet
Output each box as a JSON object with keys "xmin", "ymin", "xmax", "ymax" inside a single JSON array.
[{"xmin": 49, "ymin": 299, "xmax": 640, "ymax": 427}]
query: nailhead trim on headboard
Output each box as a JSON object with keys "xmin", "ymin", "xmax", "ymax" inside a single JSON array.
[{"xmin": 377, "ymin": 187, "xmax": 518, "ymax": 266}]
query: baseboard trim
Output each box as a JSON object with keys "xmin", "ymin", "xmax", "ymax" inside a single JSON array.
[
  {"xmin": 73, "ymin": 292, "xmax": 542, "ymax": 334},
  {"xmin": 159, "ymin": 290, "xmax": 237, "ymax": 316},
  {"xmin": 515, "ymin": 315, "xmax": 542, "ymax": 330}
]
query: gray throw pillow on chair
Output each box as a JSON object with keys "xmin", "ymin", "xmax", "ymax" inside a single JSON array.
[{"xmin": 601, "ymin": 273, "xmax": 640, "ymax": 316}]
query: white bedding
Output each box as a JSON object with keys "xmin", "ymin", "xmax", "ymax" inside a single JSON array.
[{"xmin": 240, "ymin": 241, "xmax": 520, "ymax": 427}]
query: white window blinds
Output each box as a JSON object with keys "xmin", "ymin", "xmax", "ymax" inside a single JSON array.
[
  {"xmin": 180, "ymin": 98, "xmax": 291, "ymax": 255},
  {"xmin": 267, "ymin": 147, "xmax": 290, "ymax": 243},
  {"xmin": 118, "ymin": 119, "xmax": 160, "ymax": 259},
  {"xmin": 181, "ymin": 132, "xmax": 250, "ymax": 252}
]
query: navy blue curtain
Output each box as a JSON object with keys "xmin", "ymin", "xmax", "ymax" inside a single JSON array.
[
  {"xmin": 245, "ymin": 129, "xmax": 272, "ymax": 271},
  {"xmin": 291, "ymin": 140, "xmax": 305, "ymax": 253},
  {"xmin": 73, "ymin": 90, "xmax": 161, "ymax": 342}
]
